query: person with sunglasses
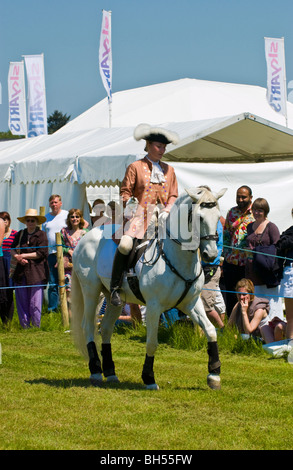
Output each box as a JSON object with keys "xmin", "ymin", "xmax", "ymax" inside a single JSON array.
[
  {"xmin": 60, "ymin": 209, "xmax": 88, "ymax": 318},
  {"xmin": 11, "ymin": 209, "xmax": 49, "ymax": 328},
  {"xmin": 0, "ymin": 211, "xmax": 17, "ymax": 324}
]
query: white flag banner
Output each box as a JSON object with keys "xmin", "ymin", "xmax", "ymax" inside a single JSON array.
[
  {"xmin": 8, "ymin": 61, "xmax": 27, "ymax": 136},
  {"xmin": 99, "ymin": 10, "xmax": 112, "ymax": 103},
  {"xmin": 264, "ymin": 37, "xmax": 287, "ymax": 118},
  {"xmin": 24, "ymin": 54, "xmax": 48, "ymax": 137}
]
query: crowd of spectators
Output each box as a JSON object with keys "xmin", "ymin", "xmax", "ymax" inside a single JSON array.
[{"xmin": 0, "ymin": 186, "xmax": 292, "ymax": 347}]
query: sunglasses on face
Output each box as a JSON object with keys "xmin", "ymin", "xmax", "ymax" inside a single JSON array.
[
  {"xmin": 70, "ymin": 215, "xmax": 80, "ymax": 219},
  {"xmin": 26, "ymin": 219, "xmax": 37, "ymax": 223}
]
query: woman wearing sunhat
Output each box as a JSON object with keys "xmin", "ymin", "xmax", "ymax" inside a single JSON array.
[
  {"xmin": 11, "ymin": 209, "xmax": 49, "ymax": 328},
  {"xmin": 110, "ymin": 123, "xmax": 180, "ymax": 307}
]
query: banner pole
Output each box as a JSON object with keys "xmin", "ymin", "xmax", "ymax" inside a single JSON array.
[
  {"xmin": 41, "ymin": 53, "xmax": 48, "ymax": 134},
  {"xmin": 21, "ymin": 60, "xmax": 28, "ymax": 138},
  {"xmin": 108, "ymin": 10, "xmax": 112, "ymax": 128},
  {"xmin": 282, "ymin": 37, "xmax": 288, "ymax": 127},
  {"xmin": 109, "ymin": 99, "xmax": 112, "ymax": 128},
  {"xmin": 21, "ymin": 56, "xmax": 29, "ymax": 138}
]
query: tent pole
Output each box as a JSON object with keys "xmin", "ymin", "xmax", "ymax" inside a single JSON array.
[
  {"xmin": 109, "ymin": 99, "xmax": 112, "ymax": 128},
  {"xmin": 282, "ymin": 37, "xmax": 288, "ymax": 127}
]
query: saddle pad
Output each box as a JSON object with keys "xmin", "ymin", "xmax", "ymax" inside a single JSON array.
[
  {"xmin": 97, "ymin": 238, "xmax": 117, "ymax": 279},
  {"xmin": 97, "ymin": 233, "xmax": 157, "ymax": 282},
  {"xmin": 133, "ymin": 238, "xmax": 158, "ymax": 278}
]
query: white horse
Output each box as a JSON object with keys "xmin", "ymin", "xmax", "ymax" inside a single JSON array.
[{"xmin": 71, "ymin": 186, "xmax": 226, "ymax": 390}]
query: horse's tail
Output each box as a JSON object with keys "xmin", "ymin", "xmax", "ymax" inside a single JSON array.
[{"xmin": 70, "ymin": 268, "xmax": 88, "ymax": 358}]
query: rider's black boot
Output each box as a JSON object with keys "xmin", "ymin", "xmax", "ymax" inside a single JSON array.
[{"xmin": 110, "ymin": 250, "xmax": 129, "ymax": 307}]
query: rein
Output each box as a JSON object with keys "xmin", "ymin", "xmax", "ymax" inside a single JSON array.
[
  {"xmin": 166, "ymin": 227, "xmax": 219, "ymax": 249},
  {"xmin": 157, "ymin": 237, "xmax": 202, "ymax": 307}
]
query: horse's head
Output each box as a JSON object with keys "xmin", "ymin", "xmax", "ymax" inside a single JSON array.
[{"xmin": 185, "ymin": 186, "xmax": 227, "ymax": 263}]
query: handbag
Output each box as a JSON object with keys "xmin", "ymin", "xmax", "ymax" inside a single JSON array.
[
  {"xmin": 253, "ymin": 244, "xmax": 276, "ymax": 272},
  {"xmin": 9, "ymin": 230, "xmax": 24, "ymax": 278}
]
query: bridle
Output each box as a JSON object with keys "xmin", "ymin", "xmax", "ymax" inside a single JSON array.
[
  {"xmin": 167, "ymin": 200, "xmax": 219, "ymax": 251},
  {"xmin": 143, "ymin": 199, "xmax": 219, "ymax": 307}
]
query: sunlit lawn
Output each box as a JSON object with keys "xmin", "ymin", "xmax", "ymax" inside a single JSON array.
[{"xmin": 0, "ymin": 314, "xmax": 292, "ymax": 450}]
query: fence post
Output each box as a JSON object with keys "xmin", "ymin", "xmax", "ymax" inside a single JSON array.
[
  {"xmin": 39, "ymin": 206, "xmax": 45, "ymax": 229},
  {"xmin": 55, "ymin": 232, "xmax": 69, "ymax": 328}
]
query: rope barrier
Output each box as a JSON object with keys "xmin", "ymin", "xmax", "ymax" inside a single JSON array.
[
  {"xmin": 0, "ymin": 283, "xmax": 65, "ymax": 290},
  {"xmin": 0, "ymin": 283, "xmax": 287, "ymax": 300},
  {"xmin": 1, "ymin": 241, "xmax": 292, "ymax": 300},
  {"xmin": 222, "ymin": 244, "xmax": 293, "ymax": 262},
  {"xmin": 3, "ymin": 241, "xmax": 293, "ymax": 262},
  {"xmin": 1, "ymin": 243, "xmax": 67, "ymax": 292},
  {"xmin": 201, "ymin": 286, "xmax": 288, "ymax": 299},
  {"xmin": 1, "ymin": 229, "xmax": 70, "ymax": 327},
  {"xmin": 2, "ymin": 243, "xmax": 66, "ymax": 251}
]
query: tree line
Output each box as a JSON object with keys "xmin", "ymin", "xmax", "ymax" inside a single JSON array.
[{"xmin": 0, "ymin": 110, "xmax": 71, "ymax": 140}]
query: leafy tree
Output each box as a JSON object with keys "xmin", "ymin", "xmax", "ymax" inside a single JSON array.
[
  {"xmin": 47, "ymin": 110, "xmax": 71, "ymax": 134},
  {"xmin": 0, "ymin": 110, "xmax": 71, "ymax": 139},
  {"xmin": 0, "ymin": 130, "xmax": 24, "ymax": 140}
]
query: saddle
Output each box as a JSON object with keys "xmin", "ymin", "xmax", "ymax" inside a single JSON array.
[
  {"xmin": 112, "ymin": 232, "xmax": 150, "ymax": 304},
  {"xmin": 112, "ymin": 212, "xmax": 162, "ymax": 304},
  {"xmin": 126, "ymin": 236, "xmax": 151, "ymax": 304}
]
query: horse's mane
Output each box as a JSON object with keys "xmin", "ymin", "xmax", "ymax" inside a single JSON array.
[{"xmin": 172, "ymin": 192, "xmax": 190, "ymax": 207}]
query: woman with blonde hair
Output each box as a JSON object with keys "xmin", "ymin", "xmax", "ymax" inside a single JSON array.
[
  {"xmin": 228, "ymin": 278, "xmax": 285, "ymax": 342},
  {"xmin": 61, "ymin": 209, "xmax": 88, "ymax": 317}
]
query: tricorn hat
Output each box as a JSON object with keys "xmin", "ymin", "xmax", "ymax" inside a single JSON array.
[
  {"xmin": 134, "ymin": 123, "xmax": 179, "ymax": 145},
  {"xmin": 17, "ymin": 208, "xmax": 47, "ymax": 225}
]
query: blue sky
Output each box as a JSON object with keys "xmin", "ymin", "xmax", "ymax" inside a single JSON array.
[{"xmin": 1, "ymin": 0, "xmax": 293, "ymax": 131}]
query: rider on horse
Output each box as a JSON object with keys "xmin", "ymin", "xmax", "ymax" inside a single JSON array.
[{"xmin": 110, "ymin": 123, "xmax": 180, "ymax": 307}]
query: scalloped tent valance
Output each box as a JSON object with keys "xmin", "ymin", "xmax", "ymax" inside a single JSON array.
[{"xmin": 1, "ymin": 78, "xmax": 293, "ymax": 229}]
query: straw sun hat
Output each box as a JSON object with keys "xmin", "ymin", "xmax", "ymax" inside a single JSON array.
[{"xmin": 17, "ymin": 208, "xmax": 47, "ymax": 225}]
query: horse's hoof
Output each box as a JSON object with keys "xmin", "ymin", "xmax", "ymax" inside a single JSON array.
[
  {"xmin": 207, "ymin": 373, "xmax": 221, "ymax": 390},
  {"xmin": 106, "ymin": 374, "xmax": 119, "ymax": 383},
  {"xmin": 146, "ymin": 383, "xmax": 159, "ymax": 390},
  {"xmin": 90, "ymin": 373, "xmax": 103, "ymax": 387}
]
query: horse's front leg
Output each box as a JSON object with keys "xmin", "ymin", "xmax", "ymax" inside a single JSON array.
[
  {"xmin": 183, "ymin": 296, "xmax": 221, "ymax": 390},
  {"xmin": 142, "ymin": 306, "xmax": 161, "ymax": 390},
  {"xmin": 87, "ymin": 341, "xmax": 103, "ymax": 386},
  {"xmin": 100, "ymin": 298, "xmax": 122, "ymax": 383}
]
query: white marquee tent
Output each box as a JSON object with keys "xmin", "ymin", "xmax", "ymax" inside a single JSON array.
[{"xmin": 1, "ymin": 78, "xmax": 293, "ymax": 231}]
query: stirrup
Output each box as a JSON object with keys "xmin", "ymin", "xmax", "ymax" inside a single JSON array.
[{"xmin": 110, "ymin": 288, "xmax": 123, "ymax": 307}]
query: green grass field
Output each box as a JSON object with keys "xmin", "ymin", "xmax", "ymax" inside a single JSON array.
[{"xmin": 0, "ymin": 313, "xmax": 292, "ymax": 450}]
